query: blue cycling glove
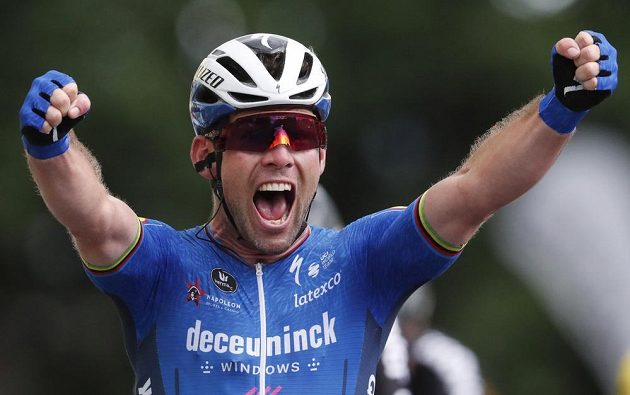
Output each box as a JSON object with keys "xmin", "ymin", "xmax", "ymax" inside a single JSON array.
[
  {"xmin": 539, "ymin": 30, "xmax": 618, "ymax": 134},
  {"xmin": 19, "ymin": 70, "xmax": 87, "ymax": 159}
]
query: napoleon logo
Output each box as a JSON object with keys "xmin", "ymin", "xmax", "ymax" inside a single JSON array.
[
  {"xmin": 186, "ymin": 278, "xmax": 206, "ymax": 306},
  {"xmin": 211, "ymin": 268, "xmax": 238, "ymax": 293}
]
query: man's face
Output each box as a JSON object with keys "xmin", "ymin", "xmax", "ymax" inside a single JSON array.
[{"xmin": 218, "ymin": 108, "xmax": 326, "ymax": 255}]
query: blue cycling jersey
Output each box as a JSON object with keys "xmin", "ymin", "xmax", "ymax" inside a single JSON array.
[{"xmin": 85, "ymin": 198, "xmax": 460, "ymax": 395}]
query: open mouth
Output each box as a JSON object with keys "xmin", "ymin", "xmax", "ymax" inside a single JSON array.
[{"xmin": 253, "ymin": 182, "xmax": 295, "ymax": 225}]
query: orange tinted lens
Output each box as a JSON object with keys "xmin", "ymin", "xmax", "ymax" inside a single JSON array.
[{"xmin": 269, "ymin": 127, "xmax": 291, "ymax": 149}]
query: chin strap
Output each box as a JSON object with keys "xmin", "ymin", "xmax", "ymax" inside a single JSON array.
[
  {"xmin": 194, "ymin": 150, "xmax": 243, "ymax": 238},
  {"xmin": 297, "ymin": 191, "xmax": 317, "ymax": 237}
]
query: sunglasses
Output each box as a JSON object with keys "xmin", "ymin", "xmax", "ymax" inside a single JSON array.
[{"xmin": 213, "ymin": 112, "xmax": 327, "ymax": 153}]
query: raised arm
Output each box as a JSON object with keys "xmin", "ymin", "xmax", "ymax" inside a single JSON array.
[
  {"xmin": 20, "ymin": 71, "xmax": 139, "ymax": 266},
  {"xmin": 422, "ymin": 30, "xmax": 618, "ymax": 248}
]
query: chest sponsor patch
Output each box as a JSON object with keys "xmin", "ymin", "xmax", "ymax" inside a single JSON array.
[{"xmin": 211, "ymin": 268, "xmax": 238, "ymax": 293}]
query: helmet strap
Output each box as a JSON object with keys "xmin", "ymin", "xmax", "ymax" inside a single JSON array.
[
  {"xmin": 296, "ymin": 190, "xmax": 317, "ymax": 237},
  {"xmin": 209, "ymin": 151, "xmax": 246, "ymax": 240}
]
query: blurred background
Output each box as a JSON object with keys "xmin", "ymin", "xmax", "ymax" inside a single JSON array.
[{"xmin": 2, "ymin": 0, "xmax": 629, "ymax": 394}]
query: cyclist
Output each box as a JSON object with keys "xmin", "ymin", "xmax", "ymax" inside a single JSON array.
[{"xmin": 19, "ymin": 31, "xmax": 617, "ymax": 394}]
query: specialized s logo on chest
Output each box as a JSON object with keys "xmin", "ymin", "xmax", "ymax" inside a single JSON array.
[
  {"xmin": 289, "ymin": 255, "xmax": 321, "ymax": 286},
  {"xmin": 211, "ymin": 268, "xmax": 238, "ymax": 293},
  {"xmin": 289, "ymin": 255, "xmax": 304, "ymax": 286}
]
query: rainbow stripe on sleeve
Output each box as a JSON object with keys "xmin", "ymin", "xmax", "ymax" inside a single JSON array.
[
  {"xmin": 82, "ymin": 217, "xmax": 145, "ymax": 274},
  {"xmin": 416, "ymin": 193, "xmax": 465, "ymax": 256}
]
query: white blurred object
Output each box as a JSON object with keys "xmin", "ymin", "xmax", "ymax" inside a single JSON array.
[
  {"xmin": 398, "ymin": 286, "xmax": 436, "ymax": 324},
  {"xmin": 491, "ymin": 0, "xmax": 578, "ymax": 19},
  {"xmin": 308, "ymin": 185, "xmax": 344, "ymax": 229},
  {"xmin": 491, "ymin": 127, "xmax": 630, "ymax": 393},
  {"xmin": 381, "ymin": 320, "xmax": 411, "ymax": 385},
  {"xmin": 411, "ymin": 329, "xmax": 484, "ymax": 395}
]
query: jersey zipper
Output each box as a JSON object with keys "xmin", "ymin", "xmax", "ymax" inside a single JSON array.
[{"xmin": 256, "ymin": 263, "xmax": 267, "ymax": 394}]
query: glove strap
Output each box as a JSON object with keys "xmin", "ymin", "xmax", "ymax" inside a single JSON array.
[
  {"xmin": 21, "ymin": 133, "xmax": 70, "ymax": 159},
  {"xmin": 21, "ymin": 115, "xmax": 84, "ymax": 160},
  {"xmin": 539, "ymin": 87, "xmax": 588, "ymax": 134}
]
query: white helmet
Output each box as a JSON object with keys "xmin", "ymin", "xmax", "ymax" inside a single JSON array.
[{"xmin": 190, "ymin": 33, "xmax": 331, "ymax": 135}]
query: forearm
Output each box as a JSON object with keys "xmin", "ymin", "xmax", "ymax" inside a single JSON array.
[
  {"xmin": 456, "ymin": 96, "xmax": 571, "ymax": 213},
  {"xmin": 27, "ymin": 133, "xmax": 138, "ymax": 263},
  {"xmin": 424, "ymin": 96, "xmax": 572, "ymax": 244}
]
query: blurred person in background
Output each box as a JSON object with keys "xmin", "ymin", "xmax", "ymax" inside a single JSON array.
[
  {"xmin": 376, "ymin": 287, "xmax": 485, "ymax": 395},
  {"xmin": 18, "ymin": 29, "xmax": 617, "ymax": 394}
]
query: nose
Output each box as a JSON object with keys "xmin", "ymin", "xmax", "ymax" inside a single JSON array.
[{"xmin": 261, "ymin": 145, "xmax": 294, "ymax": 168}]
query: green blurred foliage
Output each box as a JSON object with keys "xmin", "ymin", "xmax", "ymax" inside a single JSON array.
[{"xmin": 2, "ymin": 0, "xmax": 627, "ymax": 393}]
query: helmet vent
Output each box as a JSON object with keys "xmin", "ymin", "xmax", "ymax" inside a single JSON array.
[
  {"xmin": 228, "ymin": 92, "xmax": 268, "ymax": 103},
  {"xmin": 257, "ymin": 52, "xmax": 285, "ymax": 81},
  {"xmin": 289, "ymin": 88, "xmax": 316, "ymax": 100},
  {"xmin": 192, "ymin": 83, "xmax": 220, "ymax": 104},
  {"xmin": 297, "ymin": 53, "xmax": 313, "ymax": 85},
  {"xmin": 238, "ymin": 34, "xmax": 288, "ymax": 81},
  {"xmin": 217, "ymin": 56, "xmax": 257, "ymax": 87}
]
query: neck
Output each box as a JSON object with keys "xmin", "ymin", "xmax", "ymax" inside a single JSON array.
[{"xmin": 208, "ymin": 216, "xmax": 310, "ymax": 264}]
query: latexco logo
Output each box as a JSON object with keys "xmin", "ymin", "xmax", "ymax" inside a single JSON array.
[
  {"xmin": 294, "ymin": 272, "xmax": 341, "ymax": 308},
  {"xmin": 211, "ymin": 268, "xmax": 238, "ymax": 293}
]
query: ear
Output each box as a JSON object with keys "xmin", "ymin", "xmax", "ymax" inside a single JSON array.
[
  {"xmin": 318, "ymin": 148, "xmax": 327, "ymax": 175},
  {"xmin": 190, "ymin": 135, "xmax": 216, "ymax": 180}
]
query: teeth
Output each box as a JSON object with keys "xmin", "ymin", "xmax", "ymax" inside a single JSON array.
[
  {"xmin": 258, "ymin": 182, "xmax": 292, "ymax": 192},
  {"xmin": 267, "ymin": 212, "xmax": 288, "ymax": 225}
]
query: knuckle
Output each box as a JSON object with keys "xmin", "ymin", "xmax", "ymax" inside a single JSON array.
[
  {"xmin": 77, "ymin": 94, "xmax": 92, "ymax": 112},
  {"xmin": 576, "ymin": 31, "xmax": 594, "ymax": 46},
  {"xmin": 46, "ymin": 107, "xmax": 63, "ymax": 126},
  {"xmin": 41, "ymin": 121, "xmax": 52, "ymax": 134},
  {"xmin": 585, "ymin": 45, "xmax": 599, "ymax": 60},
  {"xmin": 585, "ymin": 78, "xmax": 598, "ymax": 90},
  {"xmin": 582, "ymin": 63, "xmax": 599, "ymax": 80},
  {"xmin": 63, "ymin": 82, "xmax": 78, "ymax": 96},
  {"xmin": 51, "ymin": 89, "xmax": 71, "ymax": 108},
  {"xmin": 576, "ymin": 63, "xmax": 599, "ymax": 81}
]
